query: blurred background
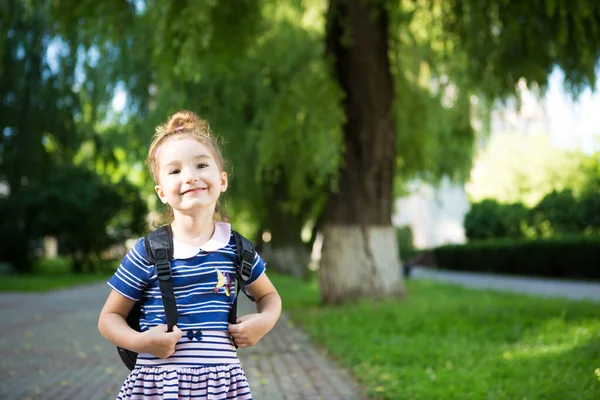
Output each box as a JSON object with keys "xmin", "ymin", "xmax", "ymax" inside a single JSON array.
[
  {"xmin": 2, "ymin": 0, "xmax": 598, "ymax": 288},
  {"xmin": 1, "ymin": 1, "xmax": 600, "ymax": 398}
]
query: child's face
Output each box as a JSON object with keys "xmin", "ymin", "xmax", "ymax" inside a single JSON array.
[{"xmin": 154, "ymin": 137, "xmax": 227, "ymax": 213}]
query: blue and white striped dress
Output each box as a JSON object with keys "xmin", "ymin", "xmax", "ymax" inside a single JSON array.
[{"xmin": 108, "ymin": 222, "xmax": 266, "ymax": 400}]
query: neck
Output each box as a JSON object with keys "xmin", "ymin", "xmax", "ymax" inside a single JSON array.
[{"xmin": 171, "ymin": 209, "xmax": 215, "ymax": 247}]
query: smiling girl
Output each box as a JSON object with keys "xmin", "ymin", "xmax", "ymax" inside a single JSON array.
[{"xmin": 98, "ymin": 110, "xmax": 282, "ymax": 400}]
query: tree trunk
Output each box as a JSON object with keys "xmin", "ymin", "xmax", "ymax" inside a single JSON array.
[
  {"xmin": 262, "ymin": 183, "xmax": 311, "ymax": 279},
  {"xmin": 320, "ymin": 0, "xmax": 404, "ymax": 304}
]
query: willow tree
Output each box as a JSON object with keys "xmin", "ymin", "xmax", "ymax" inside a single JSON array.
[
  {"xmin": 316, "ymin": 0, "xmax": 600, "ymax": 303},
  {"xmin": 48, "ymin": 1, "xmax": 345, "ymax": 278},
  {"xmin": 47, "ymin": 0, "xmax": 600, "ymax": 303}
]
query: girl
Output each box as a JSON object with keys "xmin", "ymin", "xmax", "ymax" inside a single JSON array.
[{"xmin": 98, "ymin": 110, "xmax": 282, "ymax": 400}]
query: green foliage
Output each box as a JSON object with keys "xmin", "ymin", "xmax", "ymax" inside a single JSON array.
[
  {"xmin": 396, "ymin": 225, "xmax": 416, "ymax": 261},
  {"xmin": 49, "ymin": 0, "xmax": 346, "ymax": 238},
  {"xmin": 0, "ymin": 1, "xmax": 151, "ymax": 273},
  {"xmin": 16, "ymin": 0, "xmax": 600, "ymax": 291},
  {"xmin": 390, "ymin": 1, "xmax": 477, "ymax": 193},
  {"xmin": 434, "ymin": 236, "xmax": 600, "ymax": 280},
  {"xmin": 464, "ymin": 199, "xmax": 528, "ymax": 240},
  {"xmin": 466, "ymin": 145, "xmax": 600, "ymax": 240},
  {"xmin": 33, "ymin": 256, "xmax": 72, "ymax": 275},
  {"xmin": 443, "ymin": 0, "xmax": 600, "ymax": 98},
  {"xmin": 27, "ymin": 166, "xmax": 146, "ymax": 269},
  {"xmin": 468, "ymin": 133, "xmax": 592, "ymax": 207},
  {"xmin": 578, "ymin": 191, "xmax": 600, "ymax": 232},
  {"xmin": 530, "ymin": 190, "xmax": 581, "ymax": 237},
  {"xmin": 1, "ymin": 165, "xmax": 146, "ymax": 273},
  {"xmin": 0, "ymin": 0, "xmax": 82, "ymax": 192},
  {"xmin": 271, "ymin": 273, "xmax": 600, "ymax": 399},
  {"xmin": 466, "ymin": 188, "xmax": 600, "ymax": 241}
]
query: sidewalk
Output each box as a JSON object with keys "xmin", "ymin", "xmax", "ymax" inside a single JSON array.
[
  {"xmin": 0, "ymin": 283, "xmax": 364, "ymax": 400},
  {"xmin": 411, "ymin": 266, "xmax": 600, "ymax": 302}
]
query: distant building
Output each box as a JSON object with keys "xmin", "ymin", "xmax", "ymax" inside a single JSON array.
[{"xmin": 392, "ymin": 176, "xmax": 469, "ymax": 249}]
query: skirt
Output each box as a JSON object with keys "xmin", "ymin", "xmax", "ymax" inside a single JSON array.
[{"xmin": 116, "ymin": 331, "xmax": 252, "ymax": 400}]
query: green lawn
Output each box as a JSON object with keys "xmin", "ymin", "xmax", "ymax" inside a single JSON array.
[
  {"xmin": 0, "ymin": 273, "xmax": 111, "ymax": 292},
  {"xmin": 269, "ymin": 273, "xmax": 600, "ymax": 400},
  {"xmin": 0, "ymin": 257, "xmax": 114, "ymax": 292}
]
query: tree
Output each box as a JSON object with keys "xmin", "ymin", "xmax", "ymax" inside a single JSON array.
[
  {"xmin": 319, "ymin": 0, "xmax": 403, "ymax": 303},
  {"xmin": 0, "ymin": 1, "xmax": 149, "ymax": 271},
  {"xmin": 45, "ymin": 0, "xmax": 600, "ymax": 304},
  {"xmin": 318, "ymin": 0, "xmax": 600, "ymax": 303},
  {"xmin": 48, "ymin": 0, "xmax": 346, "ymax": 280},
  {"xmin": 23, "ymin": 165, "xmax": 147, "ymax": 273}
]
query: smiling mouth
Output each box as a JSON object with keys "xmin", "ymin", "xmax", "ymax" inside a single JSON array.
[{"xmin": 181, "ymin": 188, "xmax": 207, "ymax": 195}]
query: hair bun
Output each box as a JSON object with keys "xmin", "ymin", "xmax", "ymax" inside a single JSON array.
[{"xmin": 166, "ymin": 110, "xmax": 209, "ymax": 132}]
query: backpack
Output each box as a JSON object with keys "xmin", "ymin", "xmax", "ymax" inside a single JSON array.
[{"xmin": 116, "ymin": 225, "xmax": 256, "ymax": 370}]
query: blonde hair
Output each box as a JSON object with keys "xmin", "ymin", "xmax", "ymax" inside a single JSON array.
[
  {"xmin": 148, "ymin": 110, "xmax": 228, "ymax": 222},
  {"xmin": 148, "ymin": 110, "xmax": 225, "ymax": 182}
]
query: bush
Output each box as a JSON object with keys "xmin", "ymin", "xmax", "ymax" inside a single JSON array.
[
  {"xmin": 433, "ymin": 236, "xmax": 600, "ymax": 280},
  {"xmin": 396, "ymin": 225, "xmax": 416, "ymax": 261},
  {"xmin": 529, "ymin": 189, "xmax": 581, "ymax": 236},
  {"xmin": 33, "ymin": 257, "xmax": 72, "ymax": 275},
  {"xmin": 578, "ymin": 191, "xmax": 600, "ymax": 232},
  {"xmin": 464, "ymin": 199, "xmax": 528, "ymax": 240},
  {"xmin": 466, "ymin": 191, "xmax": 600, "ymax": 241}
]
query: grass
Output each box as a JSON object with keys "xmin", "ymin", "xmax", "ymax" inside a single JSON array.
[
  {"xmin": 0, "ymin": 272, "xmax": 112, "ymax": 292},
  {"xmin": 269, "ymin": 273, "xmax": 600, "ymax": 400},
  {"xmin": 0, "ymin": 257, "xmax": 114, "ymax": 292}
]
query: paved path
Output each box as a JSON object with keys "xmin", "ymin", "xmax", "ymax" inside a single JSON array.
[
  {"xmin": 0, "ymin": 283, "xmax": 364, "ymax": 400},
  {"xmin": 411, "ymin": 266, "xmax": 600, "ymax": 302}
]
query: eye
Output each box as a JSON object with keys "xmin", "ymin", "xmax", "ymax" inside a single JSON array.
[
  {"xmin": 169, "ymin": 169, "xmax": 181, "ymax": 175},
  {"xmin": 197, "ymin": 163, "xmax": 209, "ymax": 169}
]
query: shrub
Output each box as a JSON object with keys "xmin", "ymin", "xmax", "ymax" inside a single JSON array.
[
  {"xmin": 529, "ymin": 189, "xmax": 581, "ymax": 236},
  {"xmin": 433, "ymin": 236, "xmax": 600, "ymax": 280},
  {"xmin": 464, "ymin": 199, "xmax": 528, "ymax": 240},
  {"xmin": 396, "ymin": 225, "xmax": 416, "ymax": 261}
]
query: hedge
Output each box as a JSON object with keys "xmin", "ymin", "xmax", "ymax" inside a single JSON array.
[{"xmin": 433, "ymin": 236, "xmax": 600, "ymax": 280}]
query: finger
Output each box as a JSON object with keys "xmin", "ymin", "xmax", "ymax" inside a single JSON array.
[
  {"xmin": 171, "ymin": 325, "xmax": 183, "ymax": 337},
  {"xmin": 230, "ymin": 331, "xmax": 246, "ymax": 341},
  {"xmin": 228, "ymin": 323, "xmax": 243, "ymax": 333}
]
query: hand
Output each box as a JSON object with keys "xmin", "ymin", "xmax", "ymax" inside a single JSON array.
[
  {"xmin": 140, "ymin": 324, "xmax": 182, "ymax": 358},
  {"xmin": 228, "ymin": 313, "xmax": 270, "ymax": 348}
]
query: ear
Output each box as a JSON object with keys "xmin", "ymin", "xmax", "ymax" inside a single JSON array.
[
  {"xmin": 220, "ymin": 171, "xmax": 228, "ymax": 192},
  {"xmin": 155, "ymin": 184, "xmax": 168, "ymax": 204}
]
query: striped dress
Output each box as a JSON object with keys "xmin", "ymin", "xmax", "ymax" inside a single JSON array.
[{"xmin": 108, "ymin": 222, "xmax": 266, "ymax": 400}]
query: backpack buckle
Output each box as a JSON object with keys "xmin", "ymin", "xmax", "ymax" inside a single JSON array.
[
  {"xmin": 241, "ymin": 250, "xmax": 253, "ymax": 281},
  {"xmin": 156, "ymin": 261, "xmax": 172, "ymax": 281}
]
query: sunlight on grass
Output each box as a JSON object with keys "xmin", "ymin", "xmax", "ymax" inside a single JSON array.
[
  {"xmin": 505, "ymin": 343, "xmax": 575, "ymax": 359},
  {"xmin": 507, "ymin": 319, "xmax": 599, "ymax": 360},
  {"xmin": 269, "ymin": 273, "xmax": 600, "ymax": 400}
]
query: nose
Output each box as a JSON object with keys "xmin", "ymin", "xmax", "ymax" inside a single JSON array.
[{"xmin": 182, "ymin": 167, "xmax": 198, "ymax": 184}]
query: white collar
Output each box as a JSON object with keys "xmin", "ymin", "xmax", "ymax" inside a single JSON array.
[{"xmin": 172, "ymin": 222, "xmax": 231, "ymax": 259}]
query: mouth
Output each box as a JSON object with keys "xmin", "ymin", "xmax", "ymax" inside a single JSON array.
[{"xmin": 181, "ymin": 187, "xmax": 207, "ymax": 195}]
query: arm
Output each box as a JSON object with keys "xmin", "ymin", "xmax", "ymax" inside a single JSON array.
[
  {"xmin": 228, "ymin": 273, "xmax": 282, "ymax": 347},
  {"xmin": 98, "ymin": 289, "xmax": 182, "ymax": 358}
]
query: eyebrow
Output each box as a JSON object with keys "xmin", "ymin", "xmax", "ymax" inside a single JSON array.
[{"xmin": 162, "ymin": 154, "xmax": 212, "ymax": 168}]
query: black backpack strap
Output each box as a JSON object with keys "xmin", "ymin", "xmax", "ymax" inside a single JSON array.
[
  {"xmin": 229, "ymin": 231, "xmax": 256, "ymax": 326},
  {"xmin": 144, "ymin": 225, "xmax": 178, "ymax": 332}
]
